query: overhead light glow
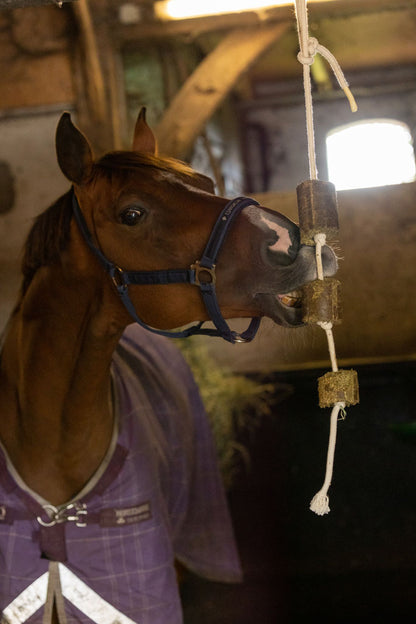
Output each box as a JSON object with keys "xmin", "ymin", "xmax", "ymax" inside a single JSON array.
[
  {"xmin": 155, "ymin": 0, "xmax": 284, "ymax": 20},
  {"xmin": 155, "ymin": 0, "xmax": 334, "ymax": 21},
  {"xmin": 326, "ymin": 120, "xmax": 416, "ymax": 191}
]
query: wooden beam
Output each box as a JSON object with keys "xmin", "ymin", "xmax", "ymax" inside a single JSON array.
[
  {"xmin": 0, "ymin": 0, "xmax": 76, "ymax": 7},
  {"xmin": 72, "ymin": 0, "xmax": 107, "ymax": 125},
  {"xmin": 155, "ymin": 22, "xmax": 290, "ymax": 159}
]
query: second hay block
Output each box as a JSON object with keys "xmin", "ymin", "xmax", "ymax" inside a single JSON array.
[{"xmin": 302, "ymin": 277, "xmax": 342, "ymax": 325}]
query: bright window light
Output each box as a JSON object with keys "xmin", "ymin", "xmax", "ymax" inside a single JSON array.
[
  {"xmin": 326, "ymin": 119, "xmax": 416, "ymax": 191},
  {"xmin": 155, "ymin": 0, "xmax": 335, "ymax": 20},
  {"xmin": 156, "ymin": 0, "xmax": 285, "ymax": 19}
]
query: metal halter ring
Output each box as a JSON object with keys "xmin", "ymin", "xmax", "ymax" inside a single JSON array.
[
  {"xmin": 111, "ymin": 265, "xmax": 128, "ymax": 291},
  {"xmin": 190, "ymin": 261, "xmax": 216, "ymax": 286}
]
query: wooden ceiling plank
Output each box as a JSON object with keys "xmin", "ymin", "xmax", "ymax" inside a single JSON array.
[{"xmin": 0, "ymin": 0, "xmax": 76, "ymax": 7}]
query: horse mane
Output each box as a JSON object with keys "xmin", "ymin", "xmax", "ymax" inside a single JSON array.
[{"xmin": 18, "ymin": 190, "xmax": 73, "ymax": 302}]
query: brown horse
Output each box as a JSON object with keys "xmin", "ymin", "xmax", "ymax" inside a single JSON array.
[{"xmin": 0, "ymin": 109, "xmax": 337, "ymax": 623}]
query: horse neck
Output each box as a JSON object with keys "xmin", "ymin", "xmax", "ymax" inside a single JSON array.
[
  {"xmin": 11, "ymin": 266, "xmax": 124, "ymax": 414},
  {"xmin": 0, "ymin": 253, "xmax": 125, "ymax": 491}
]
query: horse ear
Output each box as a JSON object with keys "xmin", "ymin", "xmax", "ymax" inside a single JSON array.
[
  {"xmin": 132, "ymin": 107, "xmax": 157, "ymax": 155},
  {"xmin": 56, "ymin": 112, "xmax": 93, "ymax": 184}
]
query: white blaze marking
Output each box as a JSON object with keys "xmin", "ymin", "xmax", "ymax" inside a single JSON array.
[{"xmin": 260, "ymin": 215, "xmax": 292, "ymax": 254}]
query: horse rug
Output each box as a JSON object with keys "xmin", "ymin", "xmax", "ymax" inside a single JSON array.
[{"xmin": 0, "ymin": 325, "xmax": 242, "ymax": 623}]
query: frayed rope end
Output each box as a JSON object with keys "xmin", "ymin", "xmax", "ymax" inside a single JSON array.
[{"xmin": 310, "ymin": 491, "xmax": 330, "ymax": 516}]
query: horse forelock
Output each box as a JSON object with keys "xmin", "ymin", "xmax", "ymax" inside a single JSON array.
[
  {"xmin": 94, "ymin": 151, "xmax": 215, "ymax": 194},
  {"xmin": 17, "ymin": 191, "xmax": 73, "ymax": 304}
]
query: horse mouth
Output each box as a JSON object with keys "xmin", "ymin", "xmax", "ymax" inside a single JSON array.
[
  {"xmin": 254, "ymin": 289, "xmax": 305, "ymax": 327},
  {"xmin": 277, "ymin": 289, "xmax": 303, "ymax": 309},
  {"xmin": 250, "ymin": 242, "xmax": 338, "ymax": 328}
]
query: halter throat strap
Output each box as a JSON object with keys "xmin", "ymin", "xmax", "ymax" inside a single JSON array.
[{"xmin": 71, "ymin": 190, "xmax": 260, "ymax": 344}]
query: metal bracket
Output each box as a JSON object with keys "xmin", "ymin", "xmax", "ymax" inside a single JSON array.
[{"xmin": 37, "ymin": 502, "xmax": 87, "ymax": 528}]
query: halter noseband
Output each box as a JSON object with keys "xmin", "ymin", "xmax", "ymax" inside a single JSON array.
[{"xmin": 71, "ymin": 190, "xmax": 260, "ymax": 344}]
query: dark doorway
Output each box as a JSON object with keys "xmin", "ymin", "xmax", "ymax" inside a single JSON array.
[{"xmin": 182, "ymin": 362, "xmax": 416, "ymax": 623}]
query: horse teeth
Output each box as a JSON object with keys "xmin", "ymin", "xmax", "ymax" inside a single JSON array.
[{"xmin": 278, "ymin": 290, "xmax": 302, "ymax": 308}]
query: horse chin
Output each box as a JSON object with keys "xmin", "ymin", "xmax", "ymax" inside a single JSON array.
[{"xmin": 254, "ymin": 292, "xmax": 304, "ymax": 328}]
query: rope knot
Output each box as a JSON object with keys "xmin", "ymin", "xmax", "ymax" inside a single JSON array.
[
  {"xmin": 297, "ymin": 36, "xmax": 318, "ymax": 66},
  {"xmin": 317, "ymin": 321, "xmax": 333, "ymax": 332},
  {"xmin": 314, "ymin": 232, "xmax": 327, "ymax": 247}
]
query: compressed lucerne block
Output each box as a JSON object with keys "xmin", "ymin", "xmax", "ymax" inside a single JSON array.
[
  {"xmin": 302, "ymin": 277, "xmax": 342, "ymax": 325},
  {"xmin": 297, "ymin": 179, "xmax": 339, "ymax": 245},
  {"xmin": 318, "ymin": 369, "xmax": 359, "ymax": 408}
]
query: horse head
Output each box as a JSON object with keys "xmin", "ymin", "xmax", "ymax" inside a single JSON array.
[{"xmin": 55, "ymin": 108, "xmax": 337, "ymax": 342}]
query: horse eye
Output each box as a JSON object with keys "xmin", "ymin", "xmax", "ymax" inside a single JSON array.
[{"xmin": 120, "ymin": 208, "xmax": 143, "ymax": 226}]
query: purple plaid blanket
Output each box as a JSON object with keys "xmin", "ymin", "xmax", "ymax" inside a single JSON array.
[{"xmin": 0, "ymin": 325, "xmax": 241, "ymax": 623}]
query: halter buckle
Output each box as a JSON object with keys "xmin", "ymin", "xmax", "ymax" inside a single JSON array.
[
  {"xmin": 111, "ymin": 265, "xmax": 127, "ymax": 291},
  {"xmin": 190, "ymin": 261, "xmax": 216, "ymax": 286}
]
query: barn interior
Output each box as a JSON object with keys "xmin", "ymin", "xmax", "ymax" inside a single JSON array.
[{"xmin": 0, "ymin": 0, "xmax": 415, "ymax": 622}]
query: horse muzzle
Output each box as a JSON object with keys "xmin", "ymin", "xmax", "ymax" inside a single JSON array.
[{"xmin": 253, "ymin": 239, "xmax": 338, "ymax": 327}]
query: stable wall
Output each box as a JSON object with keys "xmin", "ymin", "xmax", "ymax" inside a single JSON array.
[{"xmin": 0, "ymin": 112, "xmax": 71, "ymax": 330}]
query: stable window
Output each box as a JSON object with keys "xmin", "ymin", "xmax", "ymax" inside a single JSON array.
[{"xmin": 326, "ymin": 119, "xmax": 416, "ymax": 190}]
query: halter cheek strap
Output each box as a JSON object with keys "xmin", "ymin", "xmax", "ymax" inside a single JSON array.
[{"xmin": 71, "ymin": 190, "xmax": 261, "ymax": 344}]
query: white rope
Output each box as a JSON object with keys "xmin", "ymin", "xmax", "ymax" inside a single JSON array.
[
  {"xmin": 294, "ymin": 0, "xmax": 357, "ymax": 180},
  {"xmin": 313, "ymin": 232, "xmax": 326, "ymax": 281},
  {"xmin": 297, "ymin": 37, "xmax": 358, "ymax": 114},
  {"xmin": 293, "ymin": 0, "xmax": 357, "ymax": 515},
  {"xmin": 309, "ymin": 401, "xmax": 345, "ymax": 515},
  {"xmin": 310, "ymin": 316, "xmax": 342, "ymax": 514},
  {"xmin": 318, "ymin": 321, "xmax": 338, "ymax": 372}
]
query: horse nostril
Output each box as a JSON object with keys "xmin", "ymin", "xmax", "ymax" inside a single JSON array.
[{"xmin": 266, "ymin": 230, "xmax": 279, "ymax": 248}]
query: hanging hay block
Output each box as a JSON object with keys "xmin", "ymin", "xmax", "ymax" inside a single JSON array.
[
  {"xmin": 318, "ymin": 369, "xmax": 359, "ymax": 408},
  {"xmin": 302, "ymin": 277, "xmax": 342, "ymax": 325},
  {"xmin": 297, "ymin": 179, "xmax": 339, "ymax": 245}
]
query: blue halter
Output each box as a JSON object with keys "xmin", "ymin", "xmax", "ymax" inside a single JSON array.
[{"xmin": 71, "ymin": 190, "xmax": 261, "ymax": 344}]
